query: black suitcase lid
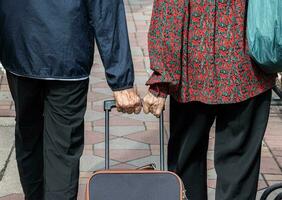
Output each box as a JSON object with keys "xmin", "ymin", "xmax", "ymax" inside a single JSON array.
[{"xmin": 87, "ymin": 170, "xmax": 185, "ymax": 200}]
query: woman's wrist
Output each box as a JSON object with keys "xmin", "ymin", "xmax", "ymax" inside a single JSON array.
[{"xmin": 149, "ymin": 84, "xmax": 168, "ymax": 98}]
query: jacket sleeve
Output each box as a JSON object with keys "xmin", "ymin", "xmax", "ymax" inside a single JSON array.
[
  {"xmin": 149, "ymin": 83, "xmax": 169, "ymax": 98},
  {"xmin": 87, "ymin": 0, "xmax": 134, "ymax": 91}
]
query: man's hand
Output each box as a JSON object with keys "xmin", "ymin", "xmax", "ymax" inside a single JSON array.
[
  {"xmin": 113, "ymin": 88, "xmax": 142, "ymax": 114},
  {"xmin": 143, "ymin": 92, "xmax": 166, "ymax": 118}
]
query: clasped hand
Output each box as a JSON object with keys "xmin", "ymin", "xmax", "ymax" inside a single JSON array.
[{"xmin": 113, "ymin": 88, "xmax": 166, "ymax": 118}]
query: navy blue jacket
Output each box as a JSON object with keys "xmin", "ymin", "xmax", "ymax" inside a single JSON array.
[{"xmin": 0, "ymin": 0, "xmax": 134, "ymax": 91}]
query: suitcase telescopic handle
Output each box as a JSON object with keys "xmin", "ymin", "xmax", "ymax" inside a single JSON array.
[{"xmin": 104, "ymin": 100, "xmax": 165, "ymax": 171}]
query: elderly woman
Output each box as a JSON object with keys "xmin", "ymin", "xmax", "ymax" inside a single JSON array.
[{"xmin": 143, "ymin": 0, "xmax": 276, "ymax": 200}]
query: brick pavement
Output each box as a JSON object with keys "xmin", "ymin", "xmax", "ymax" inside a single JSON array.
[{"xmin": 0, "ymin": 0, "xmax": 282, "ymax": 199}]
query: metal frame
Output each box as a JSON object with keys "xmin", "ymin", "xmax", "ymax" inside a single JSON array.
[
  {"xmin": 260, "ymin": 183, "xmax": 282, "ymax": 200},
  {"xmin": 104, "ymin": 100, "xmax": 165, "ymax": 171}
]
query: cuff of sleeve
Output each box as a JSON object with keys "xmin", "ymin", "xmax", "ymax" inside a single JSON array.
[
  {"xmin": 111, "ymin": 85, "xmax": 134, "ymax": 92},
  {"xmin": 149, "ymin": 84, "xmax": 168, "ymax": 98}
]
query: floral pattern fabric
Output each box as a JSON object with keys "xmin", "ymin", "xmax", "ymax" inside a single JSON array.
[{"xmin": 146, "ymin": 0, "xmax": 276, "ymax": 104}]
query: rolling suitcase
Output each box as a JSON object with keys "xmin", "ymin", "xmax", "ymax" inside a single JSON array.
[{"xmin": 85, "ymin": 100, "xmax": 187, "ymax": 200}]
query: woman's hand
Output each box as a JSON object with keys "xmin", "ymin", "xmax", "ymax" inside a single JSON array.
[
  {"xmin": 143, "ymin": 92, "xmax": 166, "ymax": 118},
  {"xmin": 113, "ymin": 88, "xmax": 142, "ymax": 114}
]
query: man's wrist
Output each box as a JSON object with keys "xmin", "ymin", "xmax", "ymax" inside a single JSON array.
[{"xmin": 111, "ymin": 85, "xmax": 134, "ymax": 92}]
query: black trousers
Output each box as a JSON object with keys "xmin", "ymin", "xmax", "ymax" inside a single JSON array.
[
  {"xmin": 7, "ymin": 72, "xmax": 89, "ymax": 200},
  {"xmin": 168, "ymin": 90, "xmax": 272, "ymax": 200}
]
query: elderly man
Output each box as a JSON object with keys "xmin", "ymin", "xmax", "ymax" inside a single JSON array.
[{"xmin": 0, "ymin": 0, "xmax": 141, "ymax": 199}]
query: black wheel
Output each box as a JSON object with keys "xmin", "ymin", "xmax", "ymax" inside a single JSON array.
[
  {"xmin": 274, "ymin": 192, "xmax": 282, "ymax": 200},
  {"xmin": 260, "ymin": 183, "xmax": 282, "ymax": 200}
]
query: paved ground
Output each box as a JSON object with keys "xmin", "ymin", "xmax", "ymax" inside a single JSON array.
[{"xmin": 0, "ymin": 0, "xmax": 282, "ymax": 199}]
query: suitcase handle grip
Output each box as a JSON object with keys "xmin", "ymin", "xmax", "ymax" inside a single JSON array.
[
  {"xmin": 104, "ymin": 100, "xmax": 117, "ymax": 111},
  {"xmin": 104, "ymin": 100, "xmax": 165, "ymax": 171}
]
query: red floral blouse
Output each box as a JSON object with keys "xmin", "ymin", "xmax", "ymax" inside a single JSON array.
[{"xmin": 146, "ymin": 0, "xmax": 276, "ymax": 104}]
